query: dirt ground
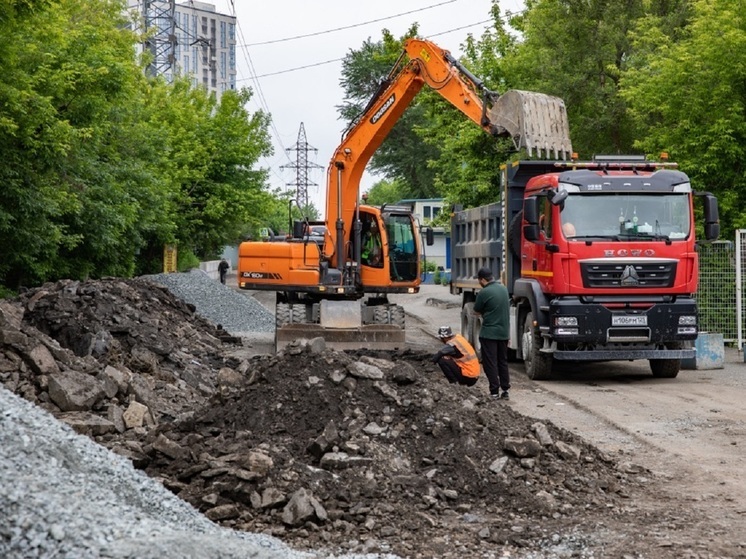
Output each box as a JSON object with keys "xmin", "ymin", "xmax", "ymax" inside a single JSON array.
[{"xmin": 2, "ymin": 277, "xmax": 745, "ymax": 558}]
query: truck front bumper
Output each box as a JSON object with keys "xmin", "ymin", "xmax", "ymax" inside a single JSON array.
[{"xmin": 546, "ymin": 296, "xmax": 697, "ymax": 361}]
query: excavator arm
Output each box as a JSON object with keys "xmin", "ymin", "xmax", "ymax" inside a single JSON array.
[{"xmin": 324, "ymin": 38, "xmax": 572, "ymax": 269}]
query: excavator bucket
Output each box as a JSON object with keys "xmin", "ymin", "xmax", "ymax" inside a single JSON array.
[{"xmin": 488, "ymin": 90, "xmax": 573, "ymax": 160}]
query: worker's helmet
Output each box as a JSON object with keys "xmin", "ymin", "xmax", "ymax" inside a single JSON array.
[{"xmin": 438, "ymin": 326, "xmax": 453, "ymax": 339}]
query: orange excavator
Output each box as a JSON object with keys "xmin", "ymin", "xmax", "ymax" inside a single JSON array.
[{"xmin": 237, "ymin": 38, "xmax": 572, "ymax": 350}]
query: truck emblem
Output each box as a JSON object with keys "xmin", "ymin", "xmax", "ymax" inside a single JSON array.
[
  {"xmin": 371, "ymin": 94, "xmax": 396, "ymax": 124},
  {"xmin": 604, "ymin": 249, "xmax": 656, "ymax": 257},
  {"xmin": 620, "ymin": 265, "xmax": 640, "ymax": 286}
]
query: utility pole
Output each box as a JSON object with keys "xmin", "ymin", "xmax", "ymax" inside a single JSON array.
[
  {"xmin": 281, "ymin": 123, "xmax": 323, "ymax": 211},
  {"xmin": 140, "ymin": 0, "xmax": 176, "ymax": 78}
]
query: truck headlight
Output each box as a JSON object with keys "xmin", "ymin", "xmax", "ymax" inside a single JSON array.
[
  {"xmin": 555, "ymin": 316, "xmax": 578, "ymax": 326},
  {"xmin": 678, "ymin": 315, "xmax": 697, "ymax": 325}
]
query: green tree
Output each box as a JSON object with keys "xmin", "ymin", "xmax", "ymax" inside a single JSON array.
[
  {"xmin": 413, "ymin": 10, "xmax": 518, "ymax": 209},
  {"xmin": 0, "ymin": 0, "xmax": 276, "ymax": 287},
  {"xmin": 500, "ymin": 0, "xmax": 659, "ymax": 157},
  {"xmin": 153, "ymin": 81, "xmax": 272, "ymax": 261},
  {"xmin": 0, "ymin": 0, "xmax": 164, "ymax": 286},
  {"xmin": 364, "ymin": 178, "xmax": 406, "ymax": 205},
  {"xmin": 620, "ymin": 0, "xmax": 746, "ymax": 235}
]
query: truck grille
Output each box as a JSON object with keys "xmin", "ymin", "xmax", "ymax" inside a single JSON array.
[{"xmin": 581, "ymin": 261, "xmax": 677, "ymax": 288}]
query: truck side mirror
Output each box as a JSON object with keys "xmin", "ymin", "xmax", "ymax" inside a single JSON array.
[
  {"xmin": 704, "ymin": 194, "xmax": 719, "ymax": 241},
  {"xmin": 425, "ymin": 227, "xmax": 435, "ymax": 246},
  {"xmin": 696, "ymin": 192, "xmax": 720, "ymax": 241},
  {"xmin": 547, "ymin": 189, "xmax": 568, "ymax": 206},
  {"xmin": 524, "ymin": 223, "xmax": 541, "ymax": 241}
]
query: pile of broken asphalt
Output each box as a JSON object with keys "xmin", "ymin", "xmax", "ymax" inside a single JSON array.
[{"xmin": 0, "ymin": 277, "xmax": 668, "ymax": 558}]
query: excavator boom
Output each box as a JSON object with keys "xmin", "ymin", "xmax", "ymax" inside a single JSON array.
[{"xmin": 238, "ymin": 37, "xmax": 573, "ymax": 351}]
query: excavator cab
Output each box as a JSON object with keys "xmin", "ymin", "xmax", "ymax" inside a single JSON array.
[{"xmin": 356, "ymin": 207, "xmax": 422, "ymax": 287}]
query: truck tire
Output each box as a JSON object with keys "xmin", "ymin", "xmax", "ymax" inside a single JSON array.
[
  {"xmin": 461, "ymin": 302, "xmax": 475, "ymax": 346},
  {"xmin": 649, "ymin": 359, "xmax": 680, "ymax": 378},
  {"xmin": 508, "ymin": 211, "xmax": 523, "ymax": 258},
  {"xmin": 522, "ymin": 311, "xmax": 552, "ymax": 380},
  {"xmin": 470, "ymin": 313, "xmax": 483, "ymax": 361}
]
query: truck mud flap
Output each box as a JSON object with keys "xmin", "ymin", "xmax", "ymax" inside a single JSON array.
[
  {"xmin": 276, "ymin": 324, "xmax": 406, "ymax": 352},
  {"xmin": 553, "ymin": 348, "xmax": 695, "ymax": 361}
]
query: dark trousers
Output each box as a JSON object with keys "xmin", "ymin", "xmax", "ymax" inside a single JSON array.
[
  {"xmin": 436, "ymin": 356, "xmax": 478, "ymax": 386},
  {"xmin": 479, "ymin": 337, "xmax": 510, "ymax": 395}
]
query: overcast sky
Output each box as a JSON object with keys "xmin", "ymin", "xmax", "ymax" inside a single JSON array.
[{"xmin": 209, "ymin": 0, "xmax": 525, "ymax": 216}]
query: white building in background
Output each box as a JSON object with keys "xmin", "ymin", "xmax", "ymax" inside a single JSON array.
[
  {"xmin": 127, "ymin": 1, "xmax": 236, "ymax": 99},
  {"xmin": 396, "ymin": 198, "xmax": 450, "ymax": 270}
]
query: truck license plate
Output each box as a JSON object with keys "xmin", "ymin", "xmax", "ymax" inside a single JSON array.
[{"xmin": 611, "ymin": 315, "xmax": 647, "ymax": 326}]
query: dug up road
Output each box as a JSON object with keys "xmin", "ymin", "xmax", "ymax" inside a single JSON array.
[{"xmin": 250, "ymin": 282, "xmax": 746, "ymax": 558}]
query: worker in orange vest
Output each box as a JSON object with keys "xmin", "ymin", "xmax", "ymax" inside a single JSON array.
[{"xmin": 432, "ymin": 326, "xmax": 480, "ymax": 386}]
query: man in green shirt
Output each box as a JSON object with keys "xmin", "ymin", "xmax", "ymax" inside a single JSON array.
[{"xmin": 474, "ymin": 266, "xmax": 511, "ymax": 400}]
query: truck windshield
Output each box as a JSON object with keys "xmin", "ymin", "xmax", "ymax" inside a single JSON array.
[
  {"xmin": 560, "ymin": 193, "xmax": 690, "ymax": 241},
  {"xmin": 385, "ymin": 215, "xmax": 419, "ymax": 281}
]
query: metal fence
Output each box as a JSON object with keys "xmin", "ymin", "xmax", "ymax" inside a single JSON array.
[
  {"xmin": 737, "ymin": 230, "xmax": 746, "ymax": 350},
  {"xmin": 697, "ymin": 239, "xmax": 737, "ymax": 344}
]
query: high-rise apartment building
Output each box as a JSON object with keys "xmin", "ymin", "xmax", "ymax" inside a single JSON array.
[{"xmin": 127, "ymin": 1, "xmax": 236, "ymax": 99}]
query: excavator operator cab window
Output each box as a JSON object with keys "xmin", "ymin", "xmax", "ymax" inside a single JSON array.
[{"xmin": 385, "ymin": 214, "xmax": 419, "ymax": 282}]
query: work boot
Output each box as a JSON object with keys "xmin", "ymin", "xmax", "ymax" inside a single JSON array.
[{"xmin": 500, "ymin": 391, "xmax": 510, "ymax": 400}]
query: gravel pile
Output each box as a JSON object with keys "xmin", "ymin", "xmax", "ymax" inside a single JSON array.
[
  {"xmin": 145, "ymin": 270, "xmax": 275, "ymax": 335},
  {"xmin": 0, "ymin": 387, "xmax": 312, "ymax": 559}
]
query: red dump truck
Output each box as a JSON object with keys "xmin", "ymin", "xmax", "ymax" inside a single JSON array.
[{"xmin": 450, "ymin": 155, "xmax": 720, "ymax": 379}]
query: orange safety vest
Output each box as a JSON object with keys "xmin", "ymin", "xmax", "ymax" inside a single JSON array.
[{"xmin": 448, "ymin": 334, "xmax": 480, "ymax": 378}]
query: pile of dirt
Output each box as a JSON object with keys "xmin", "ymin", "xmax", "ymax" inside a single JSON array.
[{"xmin": 0, "ymin": 278, "xmax": 658, "ymax": 558}]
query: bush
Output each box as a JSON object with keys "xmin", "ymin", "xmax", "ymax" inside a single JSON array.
[
  {"xmin": 433, "ymin": 269, "xmax": 441, "ymax": 284},
  {"xmin": 177, "ymin": 250, "xmax": 201, "ymax": 272},
  {"xmin": 421, "ymin": 260, "xmax": 437, "ymax": 273}
]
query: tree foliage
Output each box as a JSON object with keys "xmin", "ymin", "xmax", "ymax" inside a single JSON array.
[
  {"xmin": 0, "ymin": 0, "xmax": 274, "ymax": 290},
  {"xmin": 620, "ymin": 0, "xmax": 746, "ymax": 232}
]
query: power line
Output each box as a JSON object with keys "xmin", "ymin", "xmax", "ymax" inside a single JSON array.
[
  {"xmin": 240, "ymin": 0, "xmax": 458, "ymax": 47},
  {"xmin": 236, "ymin": 15, "xmax": 517, "ymax": 81}
]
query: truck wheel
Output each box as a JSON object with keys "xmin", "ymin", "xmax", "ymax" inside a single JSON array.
[
  {"xmin": 470, "ymin": 313, "xmax": 483, "ymax": 361},
  {"xmin": 649, "ymin": 359, "xmax": 680, "ymax": 378},
  {"xmin": 508, "ymin": 211, "xmax": 523, "ymax": 258},
  {"xmin": 522, "ymin": 311, "xmax": 552, "ymax": 380},
  {"xmin": 461, "ymin": 302, "xmax": 475, "ymax": 346}
]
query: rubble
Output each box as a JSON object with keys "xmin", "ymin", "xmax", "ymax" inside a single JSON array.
[{"xmin": 0, "ymin": 276, "xmax": 673, "ymax": 558}]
